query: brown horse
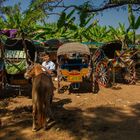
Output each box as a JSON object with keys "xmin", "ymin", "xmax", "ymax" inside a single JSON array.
[{"xmin": 24, "ymin": 63, "xmax": 54, "ymax": 131}]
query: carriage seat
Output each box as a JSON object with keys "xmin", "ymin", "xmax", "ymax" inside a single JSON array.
[{"xmin": 61, "ymin": 63, "xmax": 88, "ymax": 71}]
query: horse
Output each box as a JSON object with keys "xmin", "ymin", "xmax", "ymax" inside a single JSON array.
[{"xmin": 24, "ymin": 63, "xmax": 54, "ymax": 131}]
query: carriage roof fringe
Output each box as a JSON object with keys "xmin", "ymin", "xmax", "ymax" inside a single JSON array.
[{"xmin": 57, "ymin": 42, "xmax": 90, "ymax": 56}]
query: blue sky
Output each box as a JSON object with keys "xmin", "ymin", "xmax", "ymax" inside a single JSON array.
[{"xmin": 4, "ymin": 0, "xmax": 140, "ymax": 34}]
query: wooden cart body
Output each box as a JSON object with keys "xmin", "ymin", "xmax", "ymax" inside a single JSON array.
[{"xmin": 57, "ymin": 42, "xmax": 95, "ymax": 93}]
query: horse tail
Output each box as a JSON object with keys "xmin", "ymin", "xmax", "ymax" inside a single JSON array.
[{"xmin": 36, "ymin": 89, "xmax": 46, "ymax": 127}]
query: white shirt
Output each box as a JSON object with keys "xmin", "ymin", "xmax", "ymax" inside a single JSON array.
[{"xmin": 42, "ymin": 61, "xmax": 55, "ymax": 71}]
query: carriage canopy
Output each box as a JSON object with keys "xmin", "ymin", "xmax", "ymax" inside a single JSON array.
[
  {"xmin": 57, "ymin": 42, "xmax": 90, "ymax": 56},
  {"xmin": 2, "ymin": 38, "xmax": 36, "ymax": 75},
  {"xmin": 100, "ymin": 40, "xmax": 122, "ymax": 59}
]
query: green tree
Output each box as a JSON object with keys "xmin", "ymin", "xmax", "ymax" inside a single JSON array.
[
  {"xmin": 57, "ymin": 4, "xmax": 97, "ymax": 42},
  {"xmin": 32, "ymin": 23, "xmax": 58, "ymax": 40},
  {"xmin": 0, "ymin": 2, "xmax": 46, "ymax": 38},
  {"xmin": 89, "ymin": 25, "xmax": 111, "ymax": 42},
  {"xmin": 128, "ymin": 4, "xmax": 140, "ymax": 44},
  {"xmin": 109, "ymin": 23, "xmax": 133, "ymax": 48}
]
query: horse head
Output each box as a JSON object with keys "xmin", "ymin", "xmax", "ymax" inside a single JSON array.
[
  {"xmin": 24, "ymin": 63, "xmax": 45, "ymax": 79},
  {"xmin": 24, "ymin": 63, "xmax": 35, "ymax": 79}
]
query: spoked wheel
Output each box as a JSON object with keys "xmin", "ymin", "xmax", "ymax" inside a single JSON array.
[
  {"xmin": 96, "ymin": 61, "xmax": 111, "ymax": 87},
  {"xmin": 92, "ymin": 77, "xmax": 100, "ymax": 94},
  {"xmin": 127, "ymin": 63, "xmax": 136, "ymax": 84}
]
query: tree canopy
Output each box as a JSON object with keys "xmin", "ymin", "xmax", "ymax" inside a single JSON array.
[{"xmin": 0, "ymin": 0, "xmax": 140, "ymax": 45}]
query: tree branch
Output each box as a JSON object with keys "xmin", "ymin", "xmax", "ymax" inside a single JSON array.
[
  {"xmin": 132, "ymin": 6, "xmax": 140, "ymax": 11},
  {"xmin": 51, "ymin": 0, "xmax": 140, "ymax": 13}
]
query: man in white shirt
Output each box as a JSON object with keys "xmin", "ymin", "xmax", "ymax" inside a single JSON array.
[{"xmin": 42, "ymin": 53, "xmax": 56, "ymax": 75}]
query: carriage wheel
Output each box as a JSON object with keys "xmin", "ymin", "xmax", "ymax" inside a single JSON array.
[
  {"xmin": 128, "ymin": 63, "xmax": 136, "ymax": 84},
  {"xmin": 92, "ymin": 77, "xmax": 100, "ymax": 93},
  {"xmin": 96, "ymin": 61, "xmax": 111, "ymax": 87}
]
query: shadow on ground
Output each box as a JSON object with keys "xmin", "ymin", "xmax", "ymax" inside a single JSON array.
[
  {"xmin": 0, "ymin": 105, "xmax": 32, "ymax": 140},
  {"xmin": 52, "ymin": 102, "xmax": 140, "ymax": 140},
  {"xmin": 1, "ymin": 98, "xmax": 140, "ymax": 140}
]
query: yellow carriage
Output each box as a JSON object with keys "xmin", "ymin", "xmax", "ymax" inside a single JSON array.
[{"xmin": 57, "ymin": 42, "xmax": 98, "ymax": 93}]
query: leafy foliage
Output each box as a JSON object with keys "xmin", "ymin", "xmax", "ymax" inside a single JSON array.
[
  {"xmin": 0, "ymin": 2, "xmax": 46, "ymax": 38},
  {"xmin": 128, "ymin": 4, "xmax": 140, "ymax": 44},
  {"xmin": 0, "ymin": 0, "xmax": 139, "ymax": 46}
]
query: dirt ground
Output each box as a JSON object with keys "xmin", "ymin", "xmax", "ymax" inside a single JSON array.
[{"xmin": 0, "ymin": 80, "xmax": 140, "ymax": 140}]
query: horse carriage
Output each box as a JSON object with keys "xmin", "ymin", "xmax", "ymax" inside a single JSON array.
[
  {"xmin": 1, "ymin": 38, "xmax": 36, "ymax": 93},
  {"xmin": 57, "ymin": 42, "xmax": 98, "ymax": 93},
  {"xmin": 92, "ymin": 41, "xmax": 139, "ymax": 87}
]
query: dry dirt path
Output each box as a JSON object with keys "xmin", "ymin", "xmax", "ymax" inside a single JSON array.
[{"xmin": 0, "ymin": 82, "xmax": 140, "ymax": 140}]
